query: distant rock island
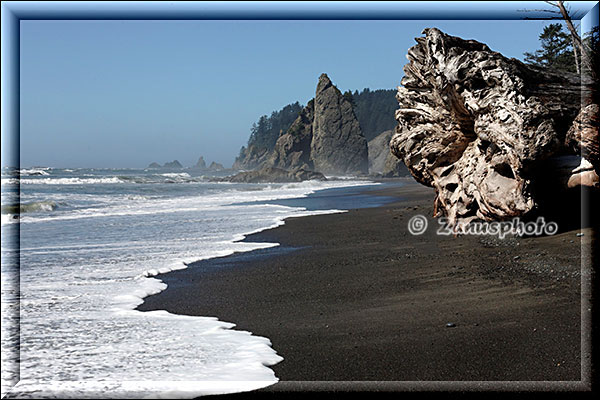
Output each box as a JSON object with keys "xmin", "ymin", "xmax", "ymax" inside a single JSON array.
[
  {"xmin": 148, "ymin": 160, "xmax": 184, "ymax": 169},
  {"xmin": 147, "ymin": 157, "xmax": 225, "ymax": 171},
  {"xmin": 194, "ymin": 156, "xmax": 207, "ymax": 169},
  {"xmin": 190, "ymin": 156, "xmax": 225, "ymax": 171},
  {"xmin": 207, "ymin": 161, "xmax": 225, "ymax": 171},
  {"xmin": 163, "ymin": 160, "xmax": 183, "ymax": 169}
]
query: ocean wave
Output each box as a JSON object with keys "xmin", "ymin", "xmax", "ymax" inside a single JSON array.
[
  {"xmin": 1, "ymin": 213, "xmax": 20, "ymax": 224},
  {"xmin": 1, "ymin": 178, "xmax": 19, "ymax": 186},
  {"xmin": 8, "ymin": 173, "xmax": 256, "ymax": 187},
  {"xmin": 1, "ymin": 201, "xmax": 60, "ymax": 215},
  {"xmin": 19, "ymin": 177, "xmax": 123, "ymax": 185},
  {"xmin": 23, "ymin": 201, "xmax": 60, "ymax": 213},
  {"xmin": 115, "ymin": 176, "xmax": 148, "ymax": 184},
  {"xmin": 19, "ymin": 167, "xmax": 51, "ymax": 176},
  {"xmin": 160, "ymin": 172, "xmax": 191, "ymax": 178},
  {"xmin": 15, "ymin": 179, "xmax": 377, "ymax": 224},
  {"xmin": 117, "ymin": 175, "xmax": 205, "ymax": 184},
  {"xmin": 126, "ymin": 195, "xmax": 149, "ymax": 201}
]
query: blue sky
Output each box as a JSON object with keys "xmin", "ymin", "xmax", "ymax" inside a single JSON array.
[{"xmin": 20, "ymin": 18, "xmax": 558, "ymax": 168}]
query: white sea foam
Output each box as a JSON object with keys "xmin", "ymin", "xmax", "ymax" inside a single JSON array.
[
  {"xmin": 160, "ymin": 172, "xmax": 191, "ymax": 178},
  {"xmin": 3, "ymin": 172, "xmax": 377, "ymax": 398},
  {"xmin": 1, "ymin": 214, "xmax": 19, "ymax": 225},
  {"xmin": 19, "ymin": 167, "xmax": 51, "ymax": 176},
  {"xmin": 20, "ymin": 177, "xmax": 124, "ymax": 185},
  {"xmin": 1, "ymin": 178, "xmax": 19, "ymax": 186},
  {"xmin": 11, "ymin": 380, "xmax": 282, "ymax": 399}
]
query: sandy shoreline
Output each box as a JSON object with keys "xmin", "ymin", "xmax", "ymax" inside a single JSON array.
[{"xmin": 137, "ymin": 180, "xmax": 591, "ymax": 390}]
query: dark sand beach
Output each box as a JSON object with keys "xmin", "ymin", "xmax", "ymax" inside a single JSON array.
[{"xmin": 137, "ymin": 180, "xmax": 592, "ymax": 391}]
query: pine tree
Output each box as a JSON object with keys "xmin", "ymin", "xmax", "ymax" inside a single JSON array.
[
  {"xmin": 246, "ymin": 102, "xmax": 303, "ymax": 151},
  {"xmin": 524, "ymin": 23, "xmax": 576, "ymax": 73},
  {"xmin": 350, "ymin": 88, "xmax": 398, "ymax": 141}
]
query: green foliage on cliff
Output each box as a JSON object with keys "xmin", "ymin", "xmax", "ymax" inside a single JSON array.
[
  {"xmin": 350, "ymin": 88, "xmax": 398, "ymax": 141},
  {"xmin": 343, "ymin": 90, "xmax": 355, "ymax": 106},
  {"xmin": 247, "ymin": 102, "xmax": 304, "ymax": 151}
]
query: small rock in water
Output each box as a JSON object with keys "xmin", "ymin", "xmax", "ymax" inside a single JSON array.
[{"xmin": 446, "ymin": 322, "xmax": 456, "ymax": 328}]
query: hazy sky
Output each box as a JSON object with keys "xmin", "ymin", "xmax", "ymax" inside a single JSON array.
[{"xmin": 20, "ymin": 18, "xmax": 556, "ymax": 168}]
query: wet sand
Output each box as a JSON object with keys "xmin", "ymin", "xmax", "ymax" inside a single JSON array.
[{"xmin": 137, "ymin": 180, "xmax": 592, "ymax": 392}]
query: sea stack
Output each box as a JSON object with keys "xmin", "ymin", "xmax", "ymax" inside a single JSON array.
[
  {"xmin": 195, "ymin": 156, "xmax": 207, "ymax": 169},
  {"xmin": 267, "ymin": 73, "xmax": 368, "ymax": 175},
  {"xmin": 207, "ymin": 161, "xmax": 225, "ymax": 171},
  {"xmin": 163, "ymin": 160, "xmax": 183, "ymax": 169},
  {"xmin": 310, "ymin": 74, "xmax": 368, "ymax": 175}
]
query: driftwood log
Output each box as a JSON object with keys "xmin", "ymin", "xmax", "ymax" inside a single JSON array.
[{"xmin": 391, "ymin": 28, "xmax": 598, "ymax": 226}]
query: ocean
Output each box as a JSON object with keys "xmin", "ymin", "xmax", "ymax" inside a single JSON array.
[{"xmin": 1, "ymin": 167, "xmax": 391, "ymax": 398}]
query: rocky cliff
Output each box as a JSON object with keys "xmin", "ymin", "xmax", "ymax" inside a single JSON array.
[
  {"xmin": 232, "ymin": 146, "xmax": 271, "ymax": 171},
  {"xmin": 391, "ymin": 28, "xmax": 597, "ymax": 226},
  {"xmin": 220, "ymin": 166, "xmax": 326, "ymax": 183},
  {"xmin": 367, "ymin": 130, "xmax": 409, "ymax": 177},
  {"xmin": 268, "ymin": 100, "xmax": 315, "ymax": 171}
]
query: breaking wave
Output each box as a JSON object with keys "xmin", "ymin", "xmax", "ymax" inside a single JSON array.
[
  {"xmin": 20, "ymin": 177, "xmax": 124, "ymax": 185},
  {"xmin": 1, "ymin": 201, "xmax": 63, "ymax": 225},
  {"xmin": 1, "ymin": 201, "xmax": 60, "ymax": 215},
  {"xmin": 20, "ymin": 175, "xmax": 208, "ymax": 185},
  {"xmin": 19, "ymin": 168, "xmax": 51, "ymax": 176}
]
